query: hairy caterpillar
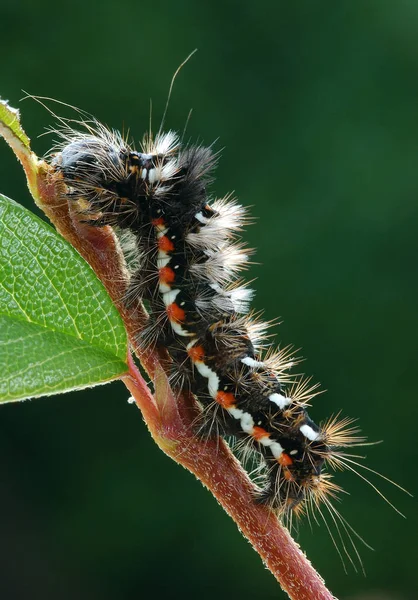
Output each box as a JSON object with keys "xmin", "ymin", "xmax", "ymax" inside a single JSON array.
[
  {"xmin": 49, "ymin": 124, "xmax": 346, "ymax": 502},
  {"xmin": 44, "ymin": 102, "xmax": 406, "ymax": 568}
]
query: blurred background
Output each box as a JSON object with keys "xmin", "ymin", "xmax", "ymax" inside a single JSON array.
[{"xmin": 1, "ymin": 1, "xmax": 417, "ymax": 599}]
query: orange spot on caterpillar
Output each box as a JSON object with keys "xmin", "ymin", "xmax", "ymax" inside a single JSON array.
[
  {"xmin": 252, "ymin": 427, "xmax": 271, "ymax": 441},
  {"xmin": 188, "ymin": 345, "xmax": 205, "ymax": 362},
  {"xmin": 166, "ymin": 303, "xmax": 185, "ymax": 323},
  {"xmin": 279, "ymin": 453, "xmax": 293, "ymax": 467},
  {"xmin": 159, "ymin": 266, "xmax": 175, "ymax": 284},
  {"xmin": 216, "ymin": 391, "xmax": 236, "ymax": 409},
  {"xmin": 152, "ymin": 217, "xmax": 165, "ymax": 227},
  {"xmin": 158, "ymin": 235, "xmax": 174, "ymax": 252}
]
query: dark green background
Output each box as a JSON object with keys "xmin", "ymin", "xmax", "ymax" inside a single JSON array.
[{"xmin": 1, "ymin": 2, "xmax": 417, "ymax": 599}]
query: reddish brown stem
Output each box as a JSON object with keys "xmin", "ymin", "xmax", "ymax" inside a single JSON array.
[{"xmin": 123, "ymin": 359, "xmax": 335, "ymax": 600}]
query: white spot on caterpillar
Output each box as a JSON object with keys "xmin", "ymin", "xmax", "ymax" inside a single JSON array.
[
  {"xmin": 270, "ymin": 442, "xmax": 284, "ymax": 459},
  {"xmin": 127, "ymin": 396, "xmax": 135, "ymax": 405},
  {"xmin": 228, "ymin": 407, "xmax": 243, "ymax": 420},
  {"xmin": 157, "ymin": 251, "xmax": 171, "ymax": 269},
  {"xmin": 300, "ymin": 424, "xmax": 321, "ymax": 442},
  {"xmin": 159, "ymin": 282, "xmax": 172, "ymax": 294},
  {"xmin": 241, "ymin": 356, "xmax": 265, "ymax": 368},
  {"xmin": 194, "ymin": 362, "xmax": 220, "ymax": 398},
  {"xmin": 186, "ymin": 339, "xmax": 197, "ymax": 350},
  {"xmin": 170, "ymin": 320, "xmax": 194, "ymax": 337},
  {"xmin": 195, "ymin": 211, "xmax": 210, "ymax": 224},
  {"xmin": 154, "ymin": 222, "xmax": 167, "ymax": 233},
  {"xmin": 148, "ymin": 168, "xmax": 157, "ymax": 184},
  {"xmin": 269, "ymin": 393, "xmax": 292, "ymax": 409},
  {"xmin": 163, "ymin": 289, "xmax": 180, "ymax": 307},
  {"xmin": 141, "ymin": 168, "xmax": 147, "ymax": 180},
  {"xmin": 240, "ymin": 412, "xmax": 255, "ymax": 435},
  {"xmin": 227, "ymin": 407, "xmax": 261, "ymax": 439}
]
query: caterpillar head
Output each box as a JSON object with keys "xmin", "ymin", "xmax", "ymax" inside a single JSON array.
[
  {"xmin": 261, "ymin": 420, "xmax": 332, "ymax": 513},
  {"xmin": 266, "ymin": 413, "xmax": 369, "ymax": 515}
]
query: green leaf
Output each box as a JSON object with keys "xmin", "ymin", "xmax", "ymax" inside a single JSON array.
[{"xmin": 0, "ymin": 194, "xmax": 128, "ymax": 403}]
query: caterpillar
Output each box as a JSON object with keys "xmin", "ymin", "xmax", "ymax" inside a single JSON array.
[
  {"xmin": 45, "ymin": 106, "xmax": 406, "ymax": 565},
  {"xmin": 50, "ymin": 124, "xmax": 344, "ymax": 504}
]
